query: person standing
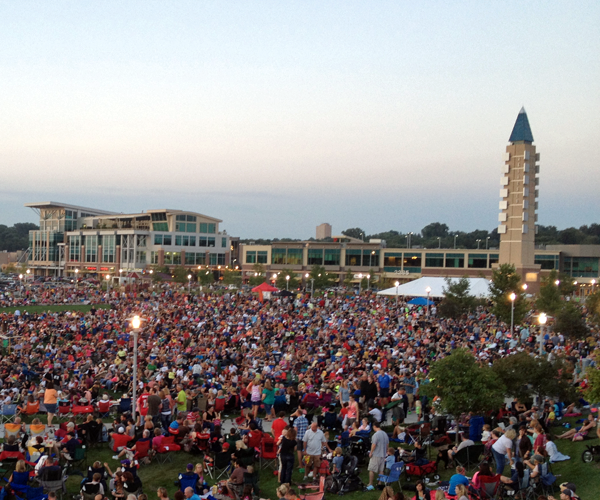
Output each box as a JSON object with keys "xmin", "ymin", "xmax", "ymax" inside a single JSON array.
[
  {"xmin": 43, "ymin": 382, "xmax": 58, "ymax": 428},
  {"xmin": 365, "ymin": 421, "xmax": 389, "ymax": 491},
  {"xmin": 147, "ymin": 388, "xmax": 162, "ymax": 427},
  {"xmin": 302, "ymin": 422, "xmax": 326, "ymax": 483},
  {"xmin": 278, "ymin": 426, "xmax": 297, "ymax": 484},
  {"xmin": 292, "ymin": 407, "xmax": 308, "ymax": 472}
]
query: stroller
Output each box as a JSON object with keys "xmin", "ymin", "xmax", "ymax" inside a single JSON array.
[
  {"xmin": 404, "ymin": 460, "xmax": 439, "ymax": 483},
  {"xmin": 324, "ymin": 455, "xmax": 364, "ymax": 495},
  {"xmin": 348, "ymin": 436, "xmax": 370, "ymax": 465}
]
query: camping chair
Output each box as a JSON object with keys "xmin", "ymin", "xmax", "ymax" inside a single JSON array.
[
  {"xmin": 0, "ymin": 405, "xmax": 18, "ymax": 424},
  {"xmin": 57, "ymin": 403, "xmax": 71, "ymax": 420},
  {"xmin": 259, "ymin": 436, "xmax": 278, "ymax": 471},
  {"xmin": 454, "ymin": 444, "xmax": 485, "ymax": 472},
  {"xmin": 195, "ymin": 433, "xmax": 211, "ymax": 453},
  {"xmin": 178, "ymin": 473, "xmax": 201, "ymax": 494},
  {"xmin": 72, "ymin": 405, "xmax": 94, "ymax": 421},
  {"xmin": 35, "ymin": 469, "xmax": 68, "ymax": 500},
  {"xmin": 63, "ymin": 445, "xmax": 87, "ymax": 477},
  {"xmin": 214, "ymin": 398, "xmax": 226, "ymax": 413},
  {"xmin": 0, "ymin": 452, "xmax": 33, "ymax": 482},
  {"xmin": 22, "ymin": 486, "xmax": 46, "ymax": 500},
  {"xmin": 21, "ymin": 402, "xmax": 40, "ymax": 417},
  {"xmin": 247, "ymin": 430, "xmax": 263, "ymax": 450},
  {"xmin": 532, "ymin": 463, "xmax": 556, "ymax": 496},
  {"xmin": 155, "ymin": 436, "xmax": 180, "ymax": 464},
  {"xmin": 96, "ymin": 400, "xmax": 112, "ymax": 418},
  {"xmin": 212, "ymin": 451, "xmax": 231, "ymax": 480},
  {"xmin": 322, "ymin": 412, "xmax": 339, "ymax": 431},
  {"xmin": 299, "ymin": 475, "xmax": 325, "ymax": 500},
  {"xmin": 378, "ymin": 461, "xmax": 404, "ymax": 491},
  {"xmin": 133, "ymin": 439, "xmax": 152, "ymax": 465},
  {"xmin": 4, "ymin": 422, "xmax": 22, "ymax": 441},
  {"xmin": 117, "ymin": 398, "xmax": 131, "ymax": 414},
  {"xmin": 477, "ymin": 474, "xmax": 502, "ymax": 500}
]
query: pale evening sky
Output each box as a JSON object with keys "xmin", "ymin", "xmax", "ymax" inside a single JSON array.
[{"xmin": 1, "ymin": 1, "xmax": 599, "ymax": 238}]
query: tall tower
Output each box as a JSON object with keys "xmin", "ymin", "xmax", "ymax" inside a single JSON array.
[{"xmin": 497, "ymin": 107, "xmax": 541, "ymax": 285}]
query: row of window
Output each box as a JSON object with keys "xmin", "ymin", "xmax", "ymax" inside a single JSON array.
[
  {"xmin": 152, "ymin": 222, "xmax": 217, "ymax": 233},
  {"xmin": 162, "ymin": 252, "xmax": 226, "ymax": 266},
  {"xmin": 246, "ymin": 248, "xmax": 381, "ymax": 267},
  {"xmin": 154, "ymin": 234, "xmax": 227, "ymax": 248}
]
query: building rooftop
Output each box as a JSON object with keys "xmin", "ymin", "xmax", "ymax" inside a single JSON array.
[
  {"xmin": 24, "ymin": 201, "xmax": 117, "ymax": 215},
  {"xmin": 508, "ymin": 107, "xmax": 534, "ymax": 143}
]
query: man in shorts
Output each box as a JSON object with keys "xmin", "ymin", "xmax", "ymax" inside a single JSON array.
[
  {"xmin": 365, "ymin": 421, "xmax": 389, "ymax": 491},
  {"xmin": 302, "ymin": 421, "xmax": 326, "ymax": 482}
]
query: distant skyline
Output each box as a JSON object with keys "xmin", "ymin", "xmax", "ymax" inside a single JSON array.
[{"xmin": 1, "ymin": 1, "xmax": 599, "ymax": 239}]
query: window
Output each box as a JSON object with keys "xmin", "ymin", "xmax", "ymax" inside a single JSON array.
[
  {"xmin": 199, "ymin": 237, "xmax": 207, "ymax": 247},
  {"xmin": 189, "ymin": 236, "xmax": 196, "ymax": 246},
  {"xmin": 175, "ymin": 235, "xmax": 183, "ymax": 246},
  {"xmin": 222, "ymin": 237, "xmax": 227, "ymax": 248},
  {"xmin": 187, "ymin": 215, "xmax": 196, "ymax": 222},
  {"xmin": 403, "ymin": 253, "xmax": 422, "ymax": 272},
  {"xmin": 85, "ymin": 235, "xmax": 98, "ymax": 263},
  {"xmin": 183, "ymin": 236, "xmax": 190, "ymax": 246},
  {"xmin": 383, "ymin": 253, "xmax": 402, "ymax": 270},
  {"xmin": 324, "ymin": 249, "xmax": 340, "ymax": 266},
  {"xmin": 150, "ymin": 251, "xmax": 159, "ymax": 264},
  {"xmin": 153, "ymin": 222, "xmax": 169, "ymax": 231},
  {"xmin": 172, "ymin": 252, "xmax": 181, "ymax": 265},
  {"xmin": 175, "ymin": 222, "xmax": 187, "ymax": 232},
  {"xmin": 136, "ymin": 235, "xmax": 146, "ymax": 247},
  {"xmin": 154, "ymin": 234, "xmax": 163, "ymax": 245},
  {"xmin": 488, "ymin": 254, "xmax": 499, "ymax": 267},
  {"xmin": 207, "ymin": 237, "xmax": 215, "ymax": 247},
  {"xmin": 308, "ymin": 248, "xmax": 323, "ymax": 265},
  {"xmin": 151, "ymin": 213, "xmax": 167, "ymax": 221},
  {"xmin": 345, "ymin": 249, "xmax": 362, "ymax": 267},
  {"xmin": 199, "ymin": 223, "xmax": 208, "ymax": 233},
  {"xmin": 468, "ymin": 254, "xmax": 487, "ymax": 269},
  {"xmin": 196, "ymin": 253, "xmax": 206, "ymax": 265},
  {"xmin": 136, "ymin": 251, "xmax": 146, "ymax": 264},
  {"xmin": 218, "ymin": 254, "xmax": 226, "ymax": 265},
  {"xmin": 257, "ymin": 251, "xmax": 268, "ymax": 264},
  {"xmin": 288, "ymin": 248, "xmax": 303, "ymax": 265},
  {"xmin": 103, "ymin": 235, "xmax": 116, "ymax": 263},
  {"xmin": 272, "ymin": 248, "xmax": 286, "ymax": 265},
  {"xmin": 564, "ymin": 257, "xmax": 599, "ymax": 277},
  {"xmin": 208, "ymin": 223, "xmax": 216, "ymax": 234},
  {"xmin": 164, "ymin": 252, "xmax": 173, "ymax": 265},
  {"xmin": 176, "ymin": 215, "xmax": 186, "ymax": 221},
  {"xmin": 187, "ymin": 223, "xmax": 196, "ymax": 233},
  {"xmin": 362, "ymin": 250, "xmax": 379, "ymax": 267},
  {"xmin": 209, "ymin": 253, "xmax": 218, "ymax": 266},
  {"xmin": 246, "ymin": 251, "xmax": 256, "ymax": 264},
  {"xmin": 69, "ymin": 235, "xmax": 81, "ymax": 262},
  {"xmin": 185, "ymin": 252, "xmax": 195, "ymax": 265},
  {"xmin": 425, "ymin": 253, "xmax": 444, "ymax": 267},
  {"xmin": 163, "ymin": 235, "xmax": 172, "ymax": 245},
  {"xmin": 535, "ymin": 254, "xmax": 559, "ymax": 270},
  {"xmin": 445, "ymin": 253, "xmax": 465, "ymax": 268}
]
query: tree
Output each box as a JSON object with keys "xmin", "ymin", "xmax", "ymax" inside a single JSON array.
[
  {"xmin": 586, "ymin": 291, "xmax": 600, "ymax": 324},
  {"xmin": 360, "ymin": 269, "xmax": 376, "ymax": 290},
  {"xmin": 248, "ymin": 264, "xmax": 266, "ymax": 286},
  {"xmin": 341, "ymin": 228, "xmax": 366, "ymax": 240},
  {"xmin": 536, "ymin": 270, "xmax": 562, "ymax": 315},
  {"xmin": 222, "ymin": 270, "xmax": 242, "ymax": 286},
  {"xmin": 583, "ymin": 352, "xmax": 600, "ymax": 405},
  {"xmin": 344, "ymin": 269, "xmax": 354, "ymax": 288},
  {"xmin": 198, "ymin": 269, "xmax": 215, "ymax": 285},
  {"xmin": 555, "ymin": 302, "xmax": 588, "ymax": 339},
  {"xmin": 308, "ymin": 265, "xmax": 335, "ymax": 289},
  {"xmin": 172, "ymin": 266, "xmax": 190, "ymax": 283},
  {"xmin": 489, "ymin": 264, "xmax": 528, "ymax": 324},
  {"xmin": 0, "ymin": 223, "xmax": 38, "ymax": 252},
  {"xmin": 275, "ymin": 269, "xmax": 299, "ymax": 290},
  {"xmin": 421, "ymin": 222, "xmax": 449, "ymax": 239},
  {"xmin": 420, "ymin": 349, "xmax": 505, "ymax": 418},
  {"xmin": 438, "ymin": 277, "xmax": 479, "ymax": 319},
  {"xmin": 493, "ymin": 352, "xmax": 575, "ymax": 404}
]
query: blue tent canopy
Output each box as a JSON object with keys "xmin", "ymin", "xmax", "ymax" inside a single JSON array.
[{"xmin": 407, "ymin": 297, "xmax": 435, "ymax": 306}]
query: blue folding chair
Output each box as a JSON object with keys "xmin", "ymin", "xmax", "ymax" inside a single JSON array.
[
  {"xmin": 178, "ymin": 473, "xmax": 201, "ymax": 494},
  {"xmin": 378, "ymin": 461, "xmax": 404, "ymax": 491}
]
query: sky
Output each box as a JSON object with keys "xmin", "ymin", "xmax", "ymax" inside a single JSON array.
[{"xmin": 1, "ymin": 1, "xmax": 599, "ymax": 239}]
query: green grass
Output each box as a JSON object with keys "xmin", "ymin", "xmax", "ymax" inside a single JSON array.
[
  {"xmin": 49, "ymin": 423, "xmax": 599, "ymax": 500},
  {"xmin": 0, "ymin": 304, "xmax": 110, "ymax": 314}
]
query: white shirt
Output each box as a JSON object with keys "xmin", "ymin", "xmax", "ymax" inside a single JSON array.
[{"xmin": 492, "ymin": 434, "xmax": 513, "ymax": 455}]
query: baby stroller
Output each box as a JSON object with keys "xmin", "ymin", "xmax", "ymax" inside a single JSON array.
[
  {"xmin": 404, "ymin": 460, "xmax": 439, "ymax": 483},
  {"xmin": 349, "ymin": 436, "xmax": 370, "ymax": 465},
  {"xmin": 324, "ymin": 455, "xmax": 364, "ymax": 495}
]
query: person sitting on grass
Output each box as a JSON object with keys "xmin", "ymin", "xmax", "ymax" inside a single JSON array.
[{"xmin": 556, "ymin": 414, "xmax": 596, "ymax": 442}]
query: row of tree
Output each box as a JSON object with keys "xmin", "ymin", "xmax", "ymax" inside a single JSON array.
[{"xmin": 0, "ymin": 223, "xmax": 38, "ymax": 252}]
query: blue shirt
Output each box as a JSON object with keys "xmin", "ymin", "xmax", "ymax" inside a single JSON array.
[
  {"xmin": 293, "ymin": 415, "xmax": 308, "ymax": 441},
  {"xmin": 449, "ymin": 474, "xmax": 469, "ymax": 496},
  {"xmin": 378, "ymin": 374, "xmax": 391, "ymax": 389}
]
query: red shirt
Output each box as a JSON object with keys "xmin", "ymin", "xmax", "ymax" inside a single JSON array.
[{"xmin": 271, "ymin": 418, "xmax": 287, "ymax": 442}]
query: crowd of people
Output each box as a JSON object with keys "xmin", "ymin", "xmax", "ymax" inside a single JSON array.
[{"xmin": 0, "ymin": 283, "xmax": 595, "ymax": 500}]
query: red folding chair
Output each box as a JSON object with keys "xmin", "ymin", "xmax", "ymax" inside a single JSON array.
[
  {"xmin": 259, "ymin": 435, "xmax": 277, "ymax": 470},
  {"xmin": 247, "ymin": 429, "xmax": 263, "ymax": 450},
  {"xmin": 196, "ymin": 433, "xmax": 211, "ymax": 452},
  {"xmin": 133, "ymin": 439, "xmax": 152, "ymax": 465},
  {"xmin": 155, "ymin": 435, "xmax": 181, "ymax": 464},
  {"xmin": 214, "ymin": 398, "xmax": 226, "ymax": 413},
  {"xmin": 477, "ymin": 474, "xmax": 502, "ymax": 500}
]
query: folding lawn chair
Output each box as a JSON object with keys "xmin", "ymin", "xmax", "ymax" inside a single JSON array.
[
  {"xmin": 0, "ymin": 405, "xmax": 18, "ymax": 424},
  {"xmin": 378, "ymin": 461, "xmax": 404, "ymax": 491},
  {"xmin": 477, "ymin": 474, "xmax": 502, "ymax": 500},
  {"xmin": 259, "ymin": 436, "xmax": 278, "ymax": 471}
]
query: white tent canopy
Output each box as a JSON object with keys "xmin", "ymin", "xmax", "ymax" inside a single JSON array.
[{"xmin": 377, "ymin": 277, "xmax": 491, "ymax": 299}]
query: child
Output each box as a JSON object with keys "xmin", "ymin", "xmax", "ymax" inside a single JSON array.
[
  {"xmin": 481, "ymin": 424, "xmax": 491, "ymax": 444},
  {"xmin": 241, "ymin": 484, "xmax": 253, "ymax": 500},
  {"xmin": 384, "ymin": 447, "xmax": 396, "ymax": 472},
  {"xmin": 415, "ymin": 399, "xmax": 422, "ymax": 420},
  {"xmin": 332, "ymin": 447, "xmax": 344, "ymax": 474}
]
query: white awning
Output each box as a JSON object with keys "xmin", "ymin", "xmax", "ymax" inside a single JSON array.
[{"xmin": 377, "ymin": 276, "xmax": 491, "ymax": 298}]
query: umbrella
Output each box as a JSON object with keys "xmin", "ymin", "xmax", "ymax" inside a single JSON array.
[{"xmin": 407, "ymin": 297, "xmax": 435, "ymax": 306}]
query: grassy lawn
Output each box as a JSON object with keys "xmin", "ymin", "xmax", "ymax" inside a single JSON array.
[
  {"xmin": 0, "ymin": 304, "xmax": 110, "ymax": 314},
  {"xmin": 51, "ymin": 421, "xmax": 599, "ymax": 500}
]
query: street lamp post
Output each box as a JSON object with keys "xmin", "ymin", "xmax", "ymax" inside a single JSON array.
[
  {"xmin": 358, "ymin": 273, "xmax": 362, "ymax": 294},
  {"xmin": 75, "ymin": 268, "xmax": 79, "ymax": 289},
  {"xmin": 366, "ymin": 274, "xmax": 371, "ymax": 291},
  {"xmin": 285, "ymin": 275, "xmax": 290, "ymax": 291},
  {"xmin": 592, "ymin": 279, "xmax": 597, "ymax": 294},
  {"xmin": 106, "ymin": 274, "xmax": 111, "ymax": 296},
  {"xmin": 509, "ymin": 292, "xmax": 516, "ymax": 336},
  {"xmin": 538, "ymin": 313, "xmax": 547, "ymax": 356},
  {"xmin": 425, "ymin": 286, "xmax": 431, "ymax": 317},
  {"xmin": 187, "ymin": 274, "xmax": 192, "ymax": 293},
  {"xmin": 131, "ymin": 315, "xmax": 141, "ymax": 422},
  {"xmin": 454, "ymin": 235, "xmax": 458, "ymax": 249},
  {"xmin": 26, "ymin": 269, "xmax": 31, "ymax": 289},
  {"xmin": 486, "ymin": 236, "xmax": 490, "ymax": 249},
  {"xmin": 395, "ymin": 281, "xmax": 400, "ymax": 304},
  {"xmin": 437, "ymin": 237, "xmax": 441, "ymax": 249}
]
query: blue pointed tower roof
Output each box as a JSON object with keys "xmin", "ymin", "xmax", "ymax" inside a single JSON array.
[{"xmin": 509, "ymin": 107, "xmax": 534, "ymax": 143}]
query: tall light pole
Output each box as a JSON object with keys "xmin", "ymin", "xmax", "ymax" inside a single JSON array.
[
  {"xmin": 26, "ymin": 269, "xmax": 31, "ymax": 288},
  {"xmin": 454, "ymin": 235, "xmax": 458, "ymax": 249},
  {"xmin": 476, "ymin": 239, "xmax": 481, "ymax": 249},
  {"xmin": 366, "ymin": 274, "xmax": 371, "ymax": 290},
  {"xmin": 395, "ymin": 281, "xmax": 400, "ymax": 304},
  {"xmin": 486, "ymin": 236, "xmax": 490, "ymax": 249},
  {"xmin": 187, "ymin": 274, "xmax": 192, "ymax": 293},
  {"xmin": 425, "ymin": 286, "xmax": 431, "ymax": 317},
  {"xmin": 75, "ymin": 268, "xmax": 79, "ymax": 289},
  {"xmin": 131, "ymin": 315, "xmax": 141, "ymax": 422},
  {"xmin": 358, "ymin": 273, "xmax": 362, "ymax": 294},
  {"xmin": 106, "ymin": 274, "xmax": 111, "ymax": 296},
  {"xmin": 285, "ymin": 275, "xmax": 290, "ymax": 291},
  {"xmin": 538, "ymin": 313, "xmax": 547, "ymax": 356},
  {"xmin": 437, "ymin": 237, "xmax": 441, "ymax": 249},
  {"xmin": 592, "ymin": 279, "xmax": 597, "ymax": 294},
  {"xmin": 509, "ymin": 292, "xmax": 516, "ymax": 336}
]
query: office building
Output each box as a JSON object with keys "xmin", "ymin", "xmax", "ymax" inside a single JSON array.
[{"xmin": 316, "ymin": 223, "xmax": 332, "ymax": 240}]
